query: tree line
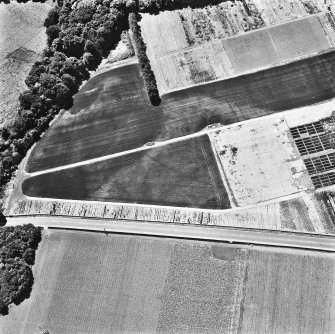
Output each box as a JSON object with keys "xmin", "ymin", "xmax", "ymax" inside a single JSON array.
[
  {"xmin": 129, "ymin": 12, "xmax": 160, "ymax": 105},
  {"xmin": 0, "ymin": 224, "xmax": 42, "ymax": 315}
]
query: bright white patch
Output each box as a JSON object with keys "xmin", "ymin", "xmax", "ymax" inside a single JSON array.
[{"xmin": 210, "ymin": 117, "xmax": 313, "ymax": 206}]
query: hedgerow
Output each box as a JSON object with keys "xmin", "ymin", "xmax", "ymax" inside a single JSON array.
[
  {"xmin": 0, "ymin": 224, "xmax": 42, "ymax": 314},
  {"xmin": 129, "ymin": 12, "xmax": 160, "ymax": 105}
]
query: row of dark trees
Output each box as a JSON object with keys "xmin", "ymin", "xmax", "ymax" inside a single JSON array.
[
  {"xmin": 129, "ymin": 12, "xmax": 160, "ymax": 105},
  {"xmin": 0, "ymin": 224, "xmax": 42, "ymax": 314}
]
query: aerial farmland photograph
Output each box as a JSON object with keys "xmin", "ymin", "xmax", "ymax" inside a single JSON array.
[{"xmin": 1, "ymin": 0, "xmax": 335, "ymax": 333}]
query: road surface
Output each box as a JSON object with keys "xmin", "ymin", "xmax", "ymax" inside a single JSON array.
[{"xmin": 7, "ymin": 216, "xmax": 335, "ymax": 252}]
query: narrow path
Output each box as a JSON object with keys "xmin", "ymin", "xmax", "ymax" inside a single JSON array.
[{"xmin": 26, "ymin": 95, "xmax": 335, "ymax": 178}]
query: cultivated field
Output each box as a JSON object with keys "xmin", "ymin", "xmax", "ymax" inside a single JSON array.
[
  {"xmin": 140, "ymin": 0, "xmax": 324, "ymax": 51},
  {"xmin": 0, "ymin": 230, "xmax": 248, "ymax": 334},
  {"xmin": 240, "ymin": 246, "xmax": 335, "ymax": 334},
  {"xmin": 209, "ymin": 116, "xmax": 313, "ymax": 206},
  {"xmin": 26, "ymin": 51, "xmax": 335, "ymax": 172},
  {"xmin": 0, "ymin": 1, "xmax": 51, "ymax": 124},
  {"xmin": 0, "ymin": 230, "xmax": 333, "ymax": 334},
  {"xmin": 140, "ymin": 2, "xmax": 335, "ymax": 92},
  {"xmin": 23, "ymin": 135, "xmax": 231, "ymax": 209},
  {"xmin": 224, "ymin": 15, "xmax": 330, "ymax": 74},
  {"xmin": 156, "ymin": 14, "xmax": 332, "ymax": 91}
]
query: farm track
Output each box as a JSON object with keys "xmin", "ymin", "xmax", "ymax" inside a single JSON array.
[
  {"xmin": 27, "ymin": 50, "xmax": 335, "ymax": 172},
  {"xmin": 22, "ymin": 136, "xmax": 231, "ymax": 209}
]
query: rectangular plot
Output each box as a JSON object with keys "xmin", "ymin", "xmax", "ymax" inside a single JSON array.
[
  {"xmin": 311, "ymin": 171, "xmax": 335, "ymax": 188},
  {"xmin": 304, "ymin": 153, "xmax": 335, "ymax": 174},
  {"xmin": 157, "ymin": 41, "xmax": 234, "ymax": 90},
  {"xmin": 140, "ymin": 12, "xmax": 189, "ymax": 54},
  {"xmin": 295, "ymin": 134, "xmax": 331, "ymax": 156},
  {"xmin": 270, "ymin": 15, "xmax": 330, "ymax": 62},
  {"xmin": 210, "ymin": 118, "xmax": 311, "ymax": 206},
  {"xmin": 224, "ymin": 29, "xmax": 278, "ymax": 75},
  {"xmin": 290, "ymin": 121, "xmax": 324, "ymax": 138},
  {"xmin": 240, "ymin": 246, "xmax": 334, "ymax": 334}
]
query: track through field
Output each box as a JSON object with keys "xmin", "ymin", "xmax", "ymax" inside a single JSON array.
[
  {"xmin": 26, "ymin": 50, "xmax": 335, "ymax": 173},
  {"xmin": 23, "ymin": 136, "xmax": 231, "ymax": 209}
]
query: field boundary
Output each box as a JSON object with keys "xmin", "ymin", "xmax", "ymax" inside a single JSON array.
[
  {"xmin": 159, "ymin": 47, "xmax": 335, "ymax": 96},
  {"xmin": 8, "ymin": 190, "xmax": 333, "ymax": 235},
  {"xmin": 7, "ymin": 214, "xmax": 334, "ymax": 238},
  {"xmin": 154, "ymin": 12, "xmax": 324, "ymax": 58},
  {"xmin": 20, "ymin": 189, "xmax": 306, "ymax": 214}
]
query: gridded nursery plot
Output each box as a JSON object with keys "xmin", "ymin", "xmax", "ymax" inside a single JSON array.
[
  {"xmin": 291, "ymin": 121, "xmax": 335, "ymax": 189},
  {"xmin": 304, "ymin": 153, "xmax": 335, "ymax": 174},
  {"xmin": 294, "ymin": 134, "xmax": 332, "ymax": 156},
  {"xmin": 290, "ymin": 121, "xmax": 324, "ymax": 138},
  {"xmin": 311, "ymin": 171, "xmax": 335, "ymax": 188}
]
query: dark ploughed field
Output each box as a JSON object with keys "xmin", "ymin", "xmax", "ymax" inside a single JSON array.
[
  {"xmin": 27, "ymin": 50, "xmax": 335, "ymax": 172},
  {"xmin": 23, "ymin": 135, "xmax": 231, "ymax": 209}
]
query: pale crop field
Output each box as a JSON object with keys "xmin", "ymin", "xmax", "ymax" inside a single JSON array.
[
  {"xmin": 0, "ymin": 230, "xmax": 247, "ymax": 334},
  {"xmin": 155, "ymin": 41, "xmax": 234, "ymax": 90},
  {"xmin": 240, "ymin": 247, "xmax": 335, "ymax": 334},
  {"xmin": 249, "ymin": 0, "xmax": 335, "ymax": 44},
  {"xmin": 141, "ymin": 2, "xmax": 335, "ymax": 93},
  {"xmin": 140, "ymin": 11, "xmax": 188, "ymax": 55},
  {"xmin": 153, "ymin": 15, "xmax": 332, "ymax": 92},
  {"xmin": 250, "ymin": 0, "xmax": 324, "ymax": 25},
  {"xmin": 223, "ymin": 15, "xmax": 331, "ymax": 73},
  {"xmin": 0, "ymin": 230, "xmax": 333, "ymax": 334}
]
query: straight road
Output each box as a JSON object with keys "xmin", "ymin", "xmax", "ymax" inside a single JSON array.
[{"xmin": 7, "ymin": 216, "xmax": 335, "ymax": 252}]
